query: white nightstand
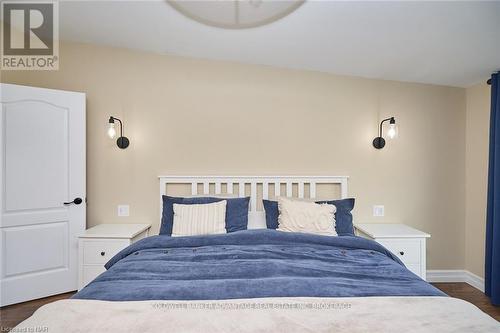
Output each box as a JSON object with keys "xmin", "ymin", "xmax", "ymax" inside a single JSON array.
[
  {"xmin": 354, "ymin": 223, "xmax": 430, "ymax": 280},
  {"xmin": 78, "ymin": 223, "xmax": 151, "ymax": 290}
]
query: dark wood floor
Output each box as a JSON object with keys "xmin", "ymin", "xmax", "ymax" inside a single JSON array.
[
  {"xmin": 0, "ymin": 283, "xmax": 498, "ymax": 329},
  {"xmin": 0, "ymin": 292, "xmax": 75, "ymax": 329},
  {"xmin": 433, "ymin": 283, "xmax": 500, "ymax": 321}
]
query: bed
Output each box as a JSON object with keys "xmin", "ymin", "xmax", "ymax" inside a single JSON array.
[{"xmin": 15, "ymin": 176, "xmax": 500, "ymax": 332}]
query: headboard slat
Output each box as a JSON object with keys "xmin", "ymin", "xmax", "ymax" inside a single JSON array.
[
  {"xmin": 238, "ymin": 182, "xmax": 245, "ymax": 197},
  {"xmin": 250, "ymin": 182, "xmax": 257, "ymax": 212},
  {"xmin": 262, "ymin": 181, "xmax": 269, "ymax": 200},
  {"xmin": 286, "ymin": 181, "xmax": 293, "ymax": 197},
  {"xmin": 310, "ymin": 182, "xmax": 316, "ymax": 199},
  {"xmin": 298, "ymin": 182, "xmax": 305, "ymax": 198}
]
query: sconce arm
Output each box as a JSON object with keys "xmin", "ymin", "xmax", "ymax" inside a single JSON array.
[
  {"xmin": 110, "ymin": 116, "xmax": 124, "ymax": 138},
  {"xmin": 378, "ymin": 117, "xmax": 391, "ymax": 138}
]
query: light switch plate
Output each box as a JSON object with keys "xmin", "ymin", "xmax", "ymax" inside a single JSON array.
[
  {"xmin": 373, "ymin": 205, "xmax": 385, "ymax": 217},
  {"xmin": 118, "ymin": 205, "xmax": 129, "ymax": 217}
]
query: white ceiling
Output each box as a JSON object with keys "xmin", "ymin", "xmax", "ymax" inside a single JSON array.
[{"xmin": 59, "ymin": 1, "xmax": 500, "ymax": 87}]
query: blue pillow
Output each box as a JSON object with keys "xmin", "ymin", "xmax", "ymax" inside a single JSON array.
[
  {"xmin": 160, "ymin": 196, "xmax": 250, "ymax": 235},
  {"xmin": 262, "ymin": 198, "xmax": 355, "ymax": 236}
]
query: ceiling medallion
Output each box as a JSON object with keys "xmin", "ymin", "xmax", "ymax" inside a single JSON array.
[{"xmin": 168, "ymin": 0, "xmax": 304, "ymax": 29}]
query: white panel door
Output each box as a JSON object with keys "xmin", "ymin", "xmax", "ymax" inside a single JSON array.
[{"xmin": 0, "ymin": 83, "xmax": 85, "ymax": 306}]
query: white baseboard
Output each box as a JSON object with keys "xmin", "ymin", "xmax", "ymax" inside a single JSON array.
[{"xmin": 427, "ymin": 270, "xmax": 485, "ymax": 292}]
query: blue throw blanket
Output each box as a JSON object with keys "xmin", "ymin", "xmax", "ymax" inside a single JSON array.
[{"xmin": 74, "ymin": 229, "xmax": 444, "ymax": 301}]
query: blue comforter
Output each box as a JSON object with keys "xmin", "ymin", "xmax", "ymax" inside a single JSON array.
[{"xmin": 74, "ymin": 229, "xmax": 444, "ymax": 301}]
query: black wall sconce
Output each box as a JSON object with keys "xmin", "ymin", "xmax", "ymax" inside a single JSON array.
[
  {"xmin": 107, "ymin": 116, "xmax": 130, "ymax": 149},
  {"xmin": 373, "ymin": 117, "xmax": 398, "ymax": 149}
]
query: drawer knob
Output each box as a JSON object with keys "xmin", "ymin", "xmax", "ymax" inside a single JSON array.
[
  {"xmin": 399, "ymin": 251, "xmax": 404, "ymax": 256},
  {"xmin": 100, "ymin": 251, "xmax": 105, "ymax": 256}
]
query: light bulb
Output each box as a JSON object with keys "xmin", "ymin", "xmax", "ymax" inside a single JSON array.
[
  {"xmin": 387, "ymin": 123, "xmax": 398, "ymax": 139},
  {"xmin": 107, "ymin": 123, "xmax": 116, "ymax": 139}
]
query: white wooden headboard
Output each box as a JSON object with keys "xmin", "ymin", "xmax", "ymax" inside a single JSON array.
[{"xmin": 159, "ymin": 176, "xmax": 349, "ymax": 229}]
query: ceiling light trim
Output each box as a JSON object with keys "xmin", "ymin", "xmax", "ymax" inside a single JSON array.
[{"xmin": 168, "ymin": 0, "xmax": 305, "ymax": 29}]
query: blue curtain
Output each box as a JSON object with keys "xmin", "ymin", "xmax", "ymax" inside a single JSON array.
[{"xmin": 486, "ymin": 72, "xmax": 500, "ymax": 305}]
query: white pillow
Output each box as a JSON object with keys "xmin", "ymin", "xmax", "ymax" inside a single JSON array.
[
  {"xmin": 277, "ymin": 197, "xmax": 337, "ymax": 236},
  {"xmin": 172, "ymin": 201, "xmax": 227, "ymax": 237}
]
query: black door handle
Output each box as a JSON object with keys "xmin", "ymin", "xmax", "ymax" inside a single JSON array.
[{"xmin": 64, "ymin": 197, "xmax": 83, "ymax": 205}]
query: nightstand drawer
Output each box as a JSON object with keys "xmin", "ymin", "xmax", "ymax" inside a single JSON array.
[
  {"xmin": 78, "ymin": 224, "xmax": 151, "ymax": 290},
  {"xmin": 82, "ymin": 239, "xmax": 129, "ymax": 264},
  {"xmin": 355, "ymin": 224, "xmax": 429, "ymax": 280},
  {"xmin": 376, "ymin": 239, "xmax": 421, "ymax": 264}
]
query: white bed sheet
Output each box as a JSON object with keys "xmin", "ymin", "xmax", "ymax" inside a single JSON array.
[{"xmin": 15, "ymin": 296, "xmax": 500, "ymax": 333}]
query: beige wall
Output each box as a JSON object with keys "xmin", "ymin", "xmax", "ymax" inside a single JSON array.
[
  {"xmin": 1, "ymin": 42, "xmax": 467, "ymax": 270},
  {"xmin": 465, "ymin": 83, "xmax": 491, "ymax": 278}
]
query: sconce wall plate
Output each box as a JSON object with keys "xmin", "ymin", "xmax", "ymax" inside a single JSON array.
[
  {"xmin": 116, "ymin": 136, "xmax": 129, "ymax": 149},
  {"xmin": 373, "ymin": 136, "xmax": 386, "ymax": 149}
]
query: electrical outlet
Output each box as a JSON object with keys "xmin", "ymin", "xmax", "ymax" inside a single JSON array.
[
  {"xmin": 117, "ymin": 205, "xmax": 129, "ymax": 217},
  {"xmin": 373, "ymin": 205, "xmax": 385, "ymax": 217}
]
